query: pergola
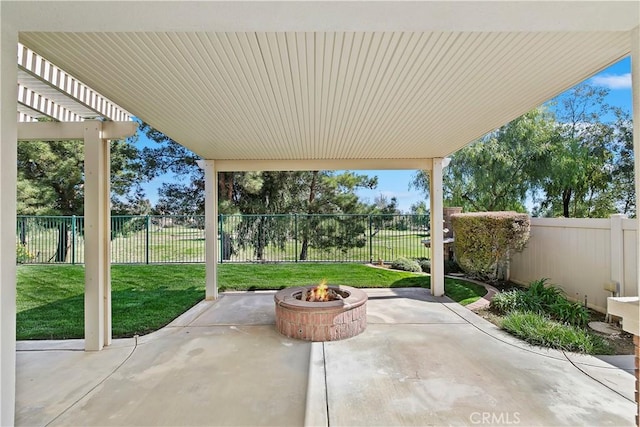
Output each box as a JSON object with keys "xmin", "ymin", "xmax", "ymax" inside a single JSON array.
[{"xmin": 1, "ymin": 1, "xmax": 639, "ymax": 425}]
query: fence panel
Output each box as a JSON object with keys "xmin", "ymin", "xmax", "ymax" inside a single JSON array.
[
  {"xmin": 17, "ymin": 214, "xmax": 431, "ymax": 265},
  {"xmin": 17, "ymin": 215, "xmax": 84, "ymax": 264},
  {"xmin": 510, "ymin": 216, "xmax": 637, "ymax": 314}
]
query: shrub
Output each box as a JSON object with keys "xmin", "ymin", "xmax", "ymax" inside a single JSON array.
[
  {"xmin": 418, "ymin": 259, "xmax": 430, "ymax": 273},
  {"xmin": 444, "ymin": 259, "xmax": 462, "ymax": 274},
  {"xmin": 390, "ymin": 257, "xmax": 422, "ymax": 273},
  {"xmin": 417, "ymin": 259, "xmax": 462, "ymax": 275},
  {"xmin": 490, "ymin": 289, "xmax": 526, "ymax": 315},
  {"xmin": 549, "ymin": 300, "xmax": 590, "ymax": 328},
  {"xmin": 451, "ymin": 211, "xmax": 530, "ymax": 282},
  {"xmin": 501, "ymin": 311, "xmax": 612, "ymax": 355},
  {"xmin": 492, "ymin": 278, "xmax": 590, "ymax": 327},
  {"xmin": 16, "ymin": 243, "xmax": 34, "ymax": 264}
]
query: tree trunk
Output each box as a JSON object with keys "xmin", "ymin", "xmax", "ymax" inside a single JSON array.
[
  {"xmin": 219, "ymin": 172, "xmax": 234, "ymax": 202},
  {"xmin": 299, "ymin": 238, "xmax": 309, "ymax": 261},
  {"xmin": 562, "ymin": 188, "xmax": 572, "ymax": 217},
  {"xmin": 55, "ymin": 221, "xmax": 70, "ymax": 262},
  {"xmin": 299, "ymin": 171, "xmax": 318, "ymax": 261},
  {"xmin": 256, "ymin": 216, "xmax": 265, "ymax": 261},
  {"xmin": 19, "ymin": 218, "xmax": 27, "ymax": 245}
]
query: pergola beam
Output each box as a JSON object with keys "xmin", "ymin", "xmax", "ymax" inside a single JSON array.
[
  {"xmin": 17, "ymin": 121, "xmax": 137, "ymax": 141},
  {"xmin": 17, "ymin": 83, "xmax": 84, "ymax": 122},
  {"xmin": 17, "ymin": 43, "xmax": 132, "ymax": 122},
  {"xmin": 215, "ymin": 158, "xmax": 433, "ymax": 172}
]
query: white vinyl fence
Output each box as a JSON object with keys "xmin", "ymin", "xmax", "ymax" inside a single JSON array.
[{"xmin": 510, "ymin": 215, "xmax": 638, "ymax": 313}]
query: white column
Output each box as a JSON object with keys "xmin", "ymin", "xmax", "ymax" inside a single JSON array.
[
  {"xmin": 198, "ymin": 160, "xmax": 219, "ymax": 300},
  {"xmin": 631, "ymin": 24, "xmax": 640, "ymax": 427},
  {"xmin": 429, "ymin": 158, "xmax": 445, "ymax": 296},
  {"xmin": 0, "ymin": 27, "xmax": 18, "ymax": 427},
  {"xmin": 633, "ymin": 27, "xmax": 640, "ymax": 301},
  {"xmin": 84, "ymin": 121, "xmax": 112, "ymax": 351}
]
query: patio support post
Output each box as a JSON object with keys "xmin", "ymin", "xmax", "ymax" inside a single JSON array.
[
  {"xmin": 429, "ymin": 158, "xmax": 445, "ymax": 296},
  {"xmin": 84, "ymin": 121, "xmax": 112, "ymax": 351},
  {"xmin": 199, "ymin": 160, "xmax": 219, "ymax": 300},
  {"xmin": 631, "ymin": 25, "xmax": 640, "ymax": 427},
  {"xmin": 0, "ymin": 26, "xmax": 17, "ymax": 426}
]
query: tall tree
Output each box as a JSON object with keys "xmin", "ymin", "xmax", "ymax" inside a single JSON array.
[
  {"xmin": 411, "ymin": 108, "xmax": 555, "ymax": 212},
  {"xmin": 610, "ymin": 109, "xmax": 635, "ymax": 216},
  {"xmin": 538, "ymin": 84, "xmax": 618, "ymax": 217},
  {"xmin": 139, "ymin": 123, "xmax": 379, "ymax": 259},
  {"xmin": 409, "ymin": 201, "xmax": 430, "ymax": 230},
  {"xmin": 296, "ymin": 171, "xmax": 377, "ymax": 260},
  {"xmin": 17, "ymin": 133, "xmax": 145, "ymax": 261}
]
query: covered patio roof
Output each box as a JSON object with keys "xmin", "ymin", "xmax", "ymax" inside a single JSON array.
[{"xmin": 10, "ymin": 1, "xmax": 639, "ymax": 162}]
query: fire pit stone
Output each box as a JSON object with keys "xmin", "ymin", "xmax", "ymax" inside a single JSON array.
[{"xmin": 274, "ymin": 285, "xmax": 367, "ymax": 342}]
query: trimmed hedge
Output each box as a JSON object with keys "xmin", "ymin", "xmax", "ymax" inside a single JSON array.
[
  {"xmin": 451, "ymin": 211, "xmax": 529, "ymax": 282},
  {"xmin": 390, "ymin": 257, "xmax": 422, "ymax": 273}
]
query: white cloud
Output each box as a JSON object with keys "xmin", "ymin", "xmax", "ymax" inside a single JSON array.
[{"xmin": 590, "ymin": 73, "xmax": 631, "ymax": 90}]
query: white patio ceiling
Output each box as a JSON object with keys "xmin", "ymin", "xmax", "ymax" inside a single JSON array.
[{"xmin": 11, "ymin": 1, "xmax": 640, "ymax": 162}]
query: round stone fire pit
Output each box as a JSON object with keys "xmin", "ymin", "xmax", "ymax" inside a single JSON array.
[{"xmin": 274, "ymin": 285, "xmax": 367, "ymax": 342}]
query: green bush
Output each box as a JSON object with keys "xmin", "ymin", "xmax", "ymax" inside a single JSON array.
[
  {"xmin": 418, "ymin": 259, "xmax": 430, "ymax": 273},
  {"xmin": 490, "ymin": 289, "xmax": 526, "ymax": 314},
  {"xmin": 491, "ymin": 278, "xmax": 590, "ymax": 328},
  {"xmin": 549, "ymin": 300, "xmax": 590, "ymax": 328},
  {"xmin": 445, "ymin": 259, "xmax": 462, "ymax": 274},
  {"xmin": 521, "ymin": 278, "xmax": 565, "ymax": 313},
  {"xmin": 501, "ymin": 311, "xmax": 612, "ymax": 355},
  {"xmin": 390, "ymin": 257, "xmax": 422, "ymax": 273},
  {"xmin": 16, "ymin": 243, "xmax": 34, "ymax": 264},
  {"xmin": 451, "ymin": 211, "xmax": 530, "ymax": 282},
  {"xmin": 417, "ymin": 259, "xmax": 462, "ymax": 275}
]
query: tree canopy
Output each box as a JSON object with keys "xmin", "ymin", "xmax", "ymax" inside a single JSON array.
[{"xmin": 412, "ymin": 84, "xmax": 634, "ymax": 218}]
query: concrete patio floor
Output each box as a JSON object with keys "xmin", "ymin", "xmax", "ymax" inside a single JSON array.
[{"xmin": 16, "ymin": 288, "xmax": 636, "ymax": 426}]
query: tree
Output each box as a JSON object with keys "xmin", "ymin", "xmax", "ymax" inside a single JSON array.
[
  {"xmin": 409, "ymin": 201, "xmax": 430, "ymax": 230},
  {"xmin": 411, "ymin": 84, "xmax": 633, "ymax": 219},
  {"xmin": 17, "ymin": 133, "xmax": 145, "ymax": 261},
  {"xmin": 610, "ymin": 109, "xmax": 635, "ymax": 216},
  {"xmin": 139, "ymin": 123, "xmax": 380, "ymax": 259},
  {"xmin": 369, "ymin": 194, "xmax": 400, "ymax": 234},
  {"xmin": 296, "ymin": 171, "xmax": 377, "ymax": 260},
  {"xmin": 411, "ymin": 108, "xmax": 555, "ymax": 212},
  {"xmin": 538, "ymin": 84, "xmax": 619, "ymax": 217}
]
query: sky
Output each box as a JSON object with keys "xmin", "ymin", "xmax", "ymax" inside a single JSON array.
[{"xmin": 138, "ymin": 56, "xmax": 633, "ymax": 213}]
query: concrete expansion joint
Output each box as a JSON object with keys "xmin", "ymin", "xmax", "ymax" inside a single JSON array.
[
  {"xmin": 42, "ymin": 336, "xmax": 140, "ymax": 427},
  {"xmin": 442, "ymin": 298, "xmax": 636, "ymax": 403},
  {"xmin": 304, "ymin": 342, "xmax": 330, "ymax": 427},
  {"xmin": 561, "ymin": 350, "xmax": 635, "ymax": 404}
]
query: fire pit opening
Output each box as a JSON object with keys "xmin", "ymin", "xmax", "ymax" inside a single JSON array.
[
  {"xmin": 274, "ymin": 283, "xmax": 367, "ymax": 342},
  {"xmin": 297, "ymin": 279, "xmax": 350, "ymax": 302}
]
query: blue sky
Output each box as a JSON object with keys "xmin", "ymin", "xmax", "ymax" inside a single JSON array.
[{"xmin": 139, "ymin": 56, "xmax": 632, "ymax": 213}]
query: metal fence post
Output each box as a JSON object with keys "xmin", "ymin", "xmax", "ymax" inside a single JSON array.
[
  {"xmin": 369, "ymin": 214, "xmax": 373, "ymax": 263},
  {"xmin": 145, "ymin": 215, "xmax": 150, "ymax": 264},
  {"xmin": 219, "ymin": 214, "xmax": 224, "ymax": 264},
  {"xmin": 294, "ymin": 213, "xmax": 298, "ymax": 263},
  {"xmin": 71, "ymin": 215, "xmax": 76, "ymax": 265}
]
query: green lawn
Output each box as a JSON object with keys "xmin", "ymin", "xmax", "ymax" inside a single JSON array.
[{"xmin": 16, "ymin": 263, "xmax": 485, "ymax": 340}]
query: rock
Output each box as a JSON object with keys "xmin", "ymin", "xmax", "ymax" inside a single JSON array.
[{"xmin": 588, "ymin": 321, "xmax": 621, "ymax": 336}]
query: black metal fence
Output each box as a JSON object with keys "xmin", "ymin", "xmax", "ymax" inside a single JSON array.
[{"xmin": 16, "ymin": 214, "xmax": 431, "ymax": 264}]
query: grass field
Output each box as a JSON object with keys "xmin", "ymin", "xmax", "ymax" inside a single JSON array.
[{"xmin": 16, "ymin": 263, "xmax": 485, "ymax": 340}]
